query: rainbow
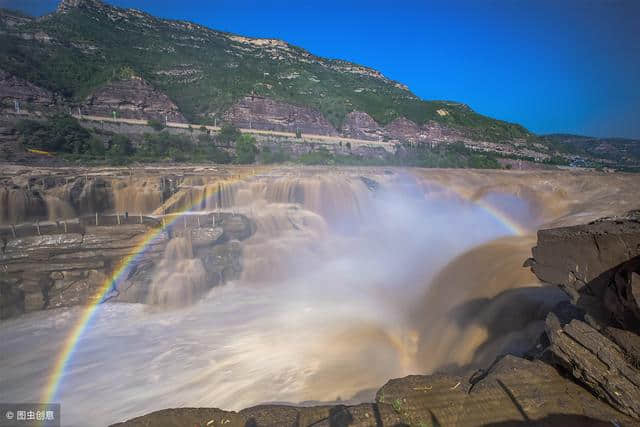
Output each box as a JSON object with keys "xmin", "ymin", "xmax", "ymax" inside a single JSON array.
[
  {"xmin": 41, "ymin": 168, "xmax": 263, "ymax": 405},
  {"xmin": 421, "ymin": 181, "xmax": 531, "ymax": 236},
  {"xmin": 474, "ymin": 199, "xmax": 528, "ymax": 235},
  {"xmin": 41, "ymin": 168, "xmax": 529, "ymax": 405}
]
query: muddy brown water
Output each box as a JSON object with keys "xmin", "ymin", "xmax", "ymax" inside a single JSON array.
[{"xmin": 0, "ymin": 167, "xmax": 638, "ymax": 427}]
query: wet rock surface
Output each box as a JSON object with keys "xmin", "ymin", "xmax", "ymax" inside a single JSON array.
[
  {"xmin": 110, "ymin": 403, "xmax": 404, "ymax": 427},
  {"xmin": 527, "ymin": 211, "xmax": 640, "ymax": 420},
  {"xmin": 545, "ymin": 313, "xmax": 640, "ymax": 418},
  {"xmin": 110, "ymin": 354, "xmax": 634, "ymax": 427},
  {"xmin": 527, "ymin": 211, "xmax": 640, "ymax": 313},
  {"xmin": 0, "ymin": 213, "xmax": 253, "ymax": 318}
]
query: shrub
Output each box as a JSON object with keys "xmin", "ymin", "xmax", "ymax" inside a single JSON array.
[
  {"xmin": 259, "ymin": 146, "xmax": 290, "ymax": 164},
  {"xmin": 217, "ymin": 123, "xmax": 241, "ymax": 146},
  {"xmin": 235, "ymin": 134, "xmax": 258, "ymax": 164},
  {"xmin": 147, "ymin": 119, "xmax": 165, "ymax": 131},
  {"xmin": 108, "ymin": 134, "xmax": 134, "ymax": 157},
  {"xmin": 17, "ymin": 114, "xmax": 90, "ymax": 154},
  {"xmin": 87, "ymin": 135, "xmax": 106, "ymax": 156},
  {"xmin": 139, "ymin": 132, "xmax": 193, "ymax": 158},
  {"xmin": 298, "ymin": 147, "xmax": 334, "ymax": 165}
]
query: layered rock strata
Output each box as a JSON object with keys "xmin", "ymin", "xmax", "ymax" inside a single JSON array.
[
  {"xmin": 0, "ymin": 213, "xmax": 252, "ymax": 318},
  {"xmin": 222, "ymin": 96, "xmax": 339, "ymax": 136},
  {"xmin": 83, "ymin": 77, "xmax": 186, "ymax": 123},
  {"xmin": 0, "ymin": 69, "xmax": 58, "ymax": 112},
  {"xmin": 526, "ymin": 211, "xmax": 640, "ymax": 419},
  {"xmin": 110, "ymin": 354, "xmax": 634, "ymax": 426}
]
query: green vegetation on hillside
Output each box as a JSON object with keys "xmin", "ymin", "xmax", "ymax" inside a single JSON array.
[
  {"xmin": 0, "ymin": 3, "xmax": 529, "ymax": 141},
  {"xmin": 15, "ymin": 115, "xmax": 257, "ymax": 164},
  {"xmin": 17, "ymin": 114, "xmax": 93, "ymax": 153},
  {"xmin": 395, "ymin": 142, "xmax": 502, "ymax": 168},
  {"xmin": 295, "ymin": 142, "xmax": 501, "ymax": 169},
  {"xmin": 235, "ymin": 134, "xmax": 258, "ymax": 164},
  {"xmin": 15, "ymin": 115, "xmax": 504, "ymax": 169},
  {"xmin": 540, "ymin": 134, "xmax": 640, "ymax": 163}
]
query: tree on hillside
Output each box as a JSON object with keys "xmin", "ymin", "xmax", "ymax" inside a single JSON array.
[
  {"xmin": 217, "ymin": 123, "xmax": 241, "ymax": 146},
  {"xmin": 235, "ymin": 134, "xmax": 258, "ymax": 164},
  {"xmin": 108, "ymin": 134, "xmax": 135, "ymax": 157},
  {"xmin": 16, "ymin": 114, "xmax": 90, "ymax": 153},
  {"xmin": 147, "ymin": 119, "xmax": 165, "ymax": 131}
]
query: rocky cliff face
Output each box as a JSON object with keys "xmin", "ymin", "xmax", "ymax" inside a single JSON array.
[
  {"xmin": 0, "ymin": 213, "xmax": 252, "ymax": 318},
  {"xmin": 528, "ymin": 212, "xmax": 640, "ymax": 318},
  {"xmin": 340, "ymin": 111, "xmax": 384, "ymax": 141},
  {"xmin": 0, "ymin": 69, "xmax": 57, "ymax": 112},
  {"xmin": 383, "ymin": 117, "xmax": 423, "ymax": 142},
  {"xmin": 223, "ymin": 98, "xmax": 485, "ymax": 146},
  {"xmin": 526, "ymin": 211, "xmax": 640, "ymax": 419},
  {"xmin": 83, "ymin": 77, "xmax": 186, "ymax": 123},
  {"xmin": 223, "ymin": 96, "xmax": 338, "ymax": 136}
]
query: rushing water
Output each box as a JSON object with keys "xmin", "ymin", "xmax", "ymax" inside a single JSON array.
[{"xmin": 0, "ymin": 171, "xmax": 559, "ymax": 426}]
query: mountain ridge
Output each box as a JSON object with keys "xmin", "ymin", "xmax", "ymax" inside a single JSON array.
[{"xmin": 0, "ymin": 0, "xmax": 530, "ymax": 144}]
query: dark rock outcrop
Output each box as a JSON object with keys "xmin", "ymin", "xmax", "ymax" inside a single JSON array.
[
  {"xmin": 83, "ymin": 77, "xmax": 186, "ymax": 123},
  {"xmin": 0, "ymin": 221, "xmax": 163, "ymax": 316},
  {"xmin": 110, "ymin": 403, "xmax": 405, "ymax": 427},
  {"xmin": 527, "ymin": 212, "xmax": 640, "ymax": 324},
  {"xmin": 223, "ymin": 96, "xmax": 339, "ymax": 136},
  {"xmin": 110, "ymin": 355, "xmax": 634, "ymax": 426},
  {"xmin": 378, "ymin": 354, "xmax": 632, "ymax": 426},
  {"xmin": 527, "ymin": 211, "xmax": 640, "ymax": 419},
  {"xmin": 545, "ymin": 313, "xmax": 640, "ymax": 418}
]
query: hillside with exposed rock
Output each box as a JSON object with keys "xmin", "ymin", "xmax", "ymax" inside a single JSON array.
[
  {"xmin": 82, "ymin": 75, "xmax": 187, "ymax": 123},
  {"xmin": 0, "ymin": 0, "xmax": 529, "ymax": 142},
  {"xmin": 1, "ymin": 0, "xmax": 639, "ymax": 169}
]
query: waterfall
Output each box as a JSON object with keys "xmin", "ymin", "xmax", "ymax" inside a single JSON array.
[{"xmin": 146, "ymin": 236, "xmax": 208, "ymax": 307}]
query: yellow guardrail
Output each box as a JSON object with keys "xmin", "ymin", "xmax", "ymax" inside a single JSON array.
[{"xmin": 26, "ymin": 148, "xmax": 55, "ymax": 156}]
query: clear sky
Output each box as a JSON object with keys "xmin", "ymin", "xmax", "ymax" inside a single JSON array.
[{"xmin": 3, "ymin": 0, "xmax": 640, "ymax": 138}]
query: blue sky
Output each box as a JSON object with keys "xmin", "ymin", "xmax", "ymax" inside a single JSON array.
[{"xmin": 3, "ymin": 0, "xmax": 640, "ymax": 138}]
